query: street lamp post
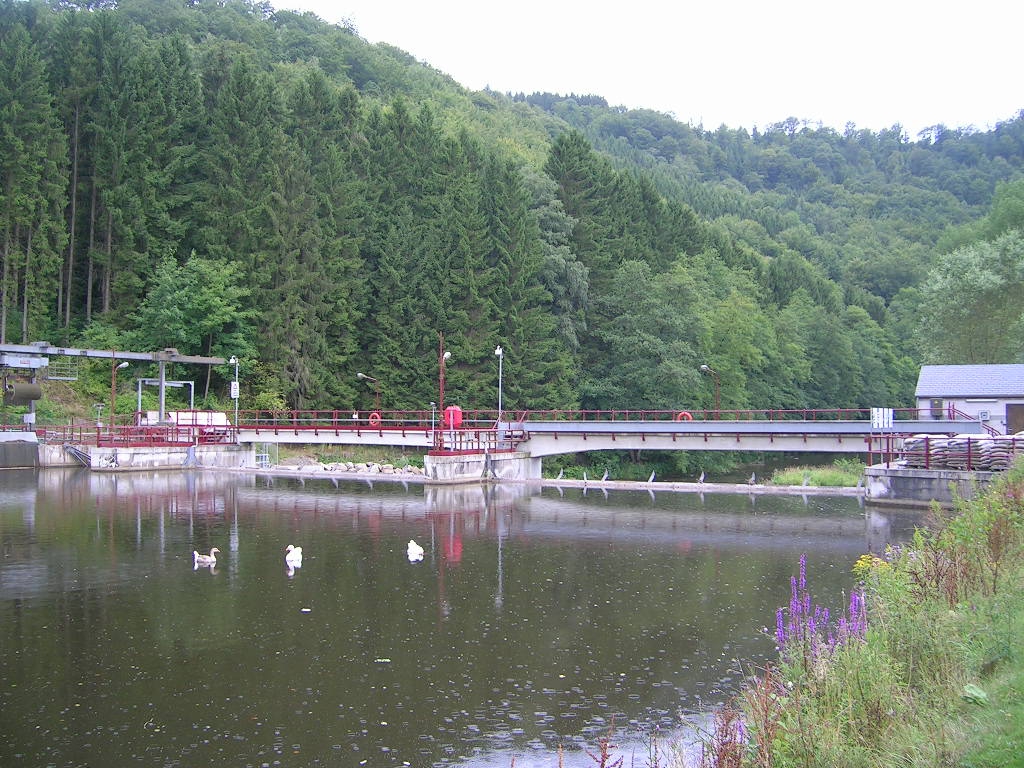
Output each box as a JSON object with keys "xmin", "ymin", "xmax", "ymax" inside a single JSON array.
[
  {"xmin": 229, "ymin": 356, "xmax": 239, "ymax": 434},
  {"xmin": 700, "ymin": 364, "xmax": 720, "ymax": 419},
  {"xmin": 356, "ymin": 372, "xmax": 381, "ymax": 414},
  {"xmin": 437, "ymin": 333, "xmax": 451, "ymax": 449},
  {"xmin": 110, "ymin": 360, "xmax": 129, "ymax": 430},
  {"xmin": 494, "ymin": 345, "xmax": 504, "ymax": 422}
]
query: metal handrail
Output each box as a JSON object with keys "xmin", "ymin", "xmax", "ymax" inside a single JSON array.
[
  {"xmin": 10, "ymin": 405, "xmax": 985, "ymax": 437},
  {"xmin": 18, "ymin": 406, "xmax": 995, "ymax": 450},
  {"xmin": 34, "ymin": 423, "xmax": 233, "ymax": 447},
  {"xmin": 946, "ymin": 405, "xmax": 1001, "ymax": 436}
]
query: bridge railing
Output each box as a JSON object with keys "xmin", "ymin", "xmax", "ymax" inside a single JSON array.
[
  {"xmin": 237, "ymin": 409, "xmax": 437, "ymax": 431},
  {"xmin": 20, "ymin": 406, "xmax": 994, "ymax": 450},
  {"xmin": 946, "ymin": 406, "xmax": 1001, "ymax": 436},
  {"xmin": 508, "ymin": 407, "xmax": 939, "ymax": 423},
  {"xmin": 430, "ymin": 427, "xmax": 526, "ymax": 455},
  {"xmin": 35, "ymin": 423, "xmax": 234, "ymax": 447}
]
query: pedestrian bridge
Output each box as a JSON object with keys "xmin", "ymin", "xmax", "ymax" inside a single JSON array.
[
  {"xmin": 16, "ymin": 406, "xmax": 1002, "ymax": 479},
  {"xmin": 225, "ymin": 412, "xmax": 982, "ymax": 460},
  {"xmin": 34, "ymin": 406, "xmax": 988, "ymax": 456},
  {"xmin": 90, "ymin": 406, "xmax": 988, "ymax": 458}
]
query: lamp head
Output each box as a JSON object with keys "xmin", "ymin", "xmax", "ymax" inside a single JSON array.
[
  {"xmin": 442, "ymin": 351, "xmax": 451, "ymax": 361},
  {"xmin": 494, "ymin": 345, "xmax": 503, "ymax": 357},
  {"xmin": 700, "ymin": 364, "xmax": 710, "ymax": 372},
  {"xmin": 229, "ymin": 356, "xmax": 238, "ymax": 365},
  {"xmin": 356, "ymin": 372, "xmax": 367, "ymax": 380},
  {"xmin": 115, "ymin": 361, "xmax": 129, "ymax": 370}
]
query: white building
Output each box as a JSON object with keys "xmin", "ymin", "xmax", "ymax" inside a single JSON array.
[{"xmin": 915, "ymin": 364, "xmax": 1024, "ymax": 434}]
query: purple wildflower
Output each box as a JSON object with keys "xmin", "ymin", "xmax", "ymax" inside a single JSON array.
[{"xmin": 774, "ymin": 554, "xmax": 869, "ymax": 665}]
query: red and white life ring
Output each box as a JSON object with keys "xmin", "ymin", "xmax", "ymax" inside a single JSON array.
[
  {"xmin": 674, "ymin": 411, "xmax": 693, "ymax": 422},
  {"xmin": 368, "ymin": 411, "xmax": 382, "ymax": 427}
]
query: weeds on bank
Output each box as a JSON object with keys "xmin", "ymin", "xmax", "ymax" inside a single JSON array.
[
  {"xmin": 690, "ymin": 462, "xmax": 1024, "ymax": 767},
  {"xmin": 312, "ymin": 445, "xmax": 424, "ymax": 468},
  {"xmin": 770, "ymin": 458, "xmax": 864, "ymax": 487}
]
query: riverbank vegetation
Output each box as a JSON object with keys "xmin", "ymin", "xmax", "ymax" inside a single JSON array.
[
  {"xmin": 768, "ymin": 458, "xmax": 864, "ymax": 487},
  {"xmin": 688, "ymin": 463, "xmax": 1024, "ymax": 767},
  {"xmin": 310, "ymin": 445, "xmax": 424, "ymax": 469}
]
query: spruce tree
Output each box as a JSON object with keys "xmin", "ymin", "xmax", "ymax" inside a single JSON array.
[{"xmin": 0, "ymin": 22, "xmax": 67, "ymax": 343}]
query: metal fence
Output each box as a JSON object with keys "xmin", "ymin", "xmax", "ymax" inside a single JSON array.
[{"xmin": 897, "ymin": 434, "xmax": 1023, "ymax": 471}]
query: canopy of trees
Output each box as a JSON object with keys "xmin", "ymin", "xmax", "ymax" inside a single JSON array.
[{"xmin": 2, "ymin": 0, "xmax": 1022, "ymax": 421}]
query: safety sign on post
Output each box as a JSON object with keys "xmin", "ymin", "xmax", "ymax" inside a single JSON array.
[{"xmin": 230, "ymin": 381, "xmax": 239, "ymax": 399}]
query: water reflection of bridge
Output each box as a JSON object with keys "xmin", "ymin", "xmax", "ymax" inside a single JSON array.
[{"xmin": 30, "ymin": 468, "xmax": 917, "ymax": 556}]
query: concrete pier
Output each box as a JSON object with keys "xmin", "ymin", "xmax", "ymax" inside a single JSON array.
[
  {"xmin": 423, "ymin": 451, "xmax": 539, "ymax": 484},
  {"xmin": 864, "ymin": 464, "xmax": 995, "ymax": 507}
]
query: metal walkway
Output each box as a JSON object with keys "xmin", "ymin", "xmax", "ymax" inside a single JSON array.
[
  {"xmin": 25, "ymin": 407, "xmax": 991, "ymax": 462},
  {"xmin": 224, "ymin": 407, "xmax": 985, "ymax": 460}
]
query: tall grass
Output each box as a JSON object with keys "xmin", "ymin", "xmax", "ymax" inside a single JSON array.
[
  {"xmin": 769, "ymin": 458, "xmax": 864, "ymax": 487},
  {"xmin": 691, "ymin": 461, "xmax": 1024, "ymax": 767}
]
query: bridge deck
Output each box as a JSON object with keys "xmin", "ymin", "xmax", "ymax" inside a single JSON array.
[{"xmin": 16, "ymin": 407, "xmax": 994, "ymax": 464}]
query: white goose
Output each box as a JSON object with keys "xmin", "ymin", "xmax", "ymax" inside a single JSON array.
[
  {"xmin": 407, "ymin": 539, "xmax": 424, "ymax": 563},
  {"xmin": 193, "ymin": 547, "xmax": 220, "ymax": 567},
  {"xmin": 285, "ymin": 544, "xmax": 303, "ymax": 567}
]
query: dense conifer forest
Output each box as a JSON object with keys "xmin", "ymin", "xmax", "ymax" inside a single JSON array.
[{"xmin": 3, "ymin": 0, "xmax": 1023, "ymax": 456}]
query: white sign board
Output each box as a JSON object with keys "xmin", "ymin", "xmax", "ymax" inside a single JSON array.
[{"xmin": 870, "ymin": 407, "xmax": 894, "ymax": 429}]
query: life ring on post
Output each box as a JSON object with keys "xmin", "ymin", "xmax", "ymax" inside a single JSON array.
[
  {"xmin": 674, "ymin": 411, "xmax": 693, "ymax": 422},
  {"xmin": 368, "ymin": 411, "xmax": 382, "ymax": 427}
]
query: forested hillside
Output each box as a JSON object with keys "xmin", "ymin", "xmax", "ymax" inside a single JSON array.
[{"xmin": 3, "ymin": 0, "xmax": 1023, "ymax": 439}]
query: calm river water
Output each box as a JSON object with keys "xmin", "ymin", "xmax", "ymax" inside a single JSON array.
[{"xmin": 0, "ymin": 469, "xmax": 921, "ymax": 768}]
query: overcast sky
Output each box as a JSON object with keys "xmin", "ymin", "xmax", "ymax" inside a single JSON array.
[{"xmin": 276, "ymin": 0, "xmax": 1021, "ymax": 139}]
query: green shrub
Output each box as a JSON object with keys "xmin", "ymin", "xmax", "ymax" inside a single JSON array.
[
  {"xmin": 770, "ymin": 459, "xmax": 865, "ymax": 487},
  {"xmin": 708, "ymin": 466, "xmax": 1024, "ymax": 767}
]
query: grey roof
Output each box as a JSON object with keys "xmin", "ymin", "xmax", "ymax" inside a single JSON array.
[{"xmin": 916, "ymin": 364, "xmax": 1024, "ymax": 398}]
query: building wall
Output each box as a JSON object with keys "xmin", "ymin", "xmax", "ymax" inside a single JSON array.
[{"xmin": 915, "ymin": 396, "xmax": 1020, "ymax": 434}]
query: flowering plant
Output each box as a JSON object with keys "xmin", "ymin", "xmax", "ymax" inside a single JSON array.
[{"xmin": 775, "ymin": 554, "xmax": 868, "ymax": 675}]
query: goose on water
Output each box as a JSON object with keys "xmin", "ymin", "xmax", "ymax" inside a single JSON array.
[
  {"xmin": 193, "ymin": 547, "xmax": 220, "ymax": 566},
  {"xmin": 285, "ymin": 544, "xmax": 303, "ymax": 566}
]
